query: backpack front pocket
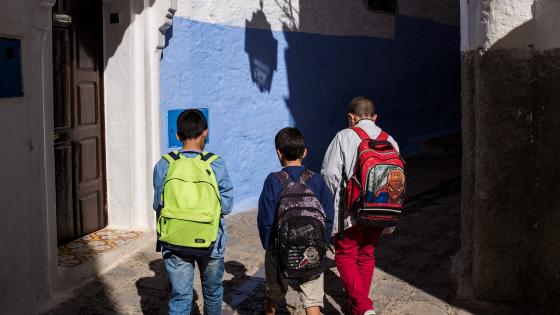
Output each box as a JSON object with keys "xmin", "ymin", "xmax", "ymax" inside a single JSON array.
[{"xmin": 158, "ymin": 208, "xmax": 216, "ymax": 248}]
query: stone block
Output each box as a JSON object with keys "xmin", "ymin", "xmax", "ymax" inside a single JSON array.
[{"xmin": 399, "ymin": 301, "xmax": 448, "ymax": 315}]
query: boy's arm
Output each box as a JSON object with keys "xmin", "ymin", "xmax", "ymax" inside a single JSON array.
[
  {"xmin": 210, "ymin": 157, "xmax": 234, "ymax": 215},
  {"xmin": 152, "ymin": 159, "xmax": 169, "ymax": 212},
  {"xmin": 321, "ymin": 134, "xmax": 344, "ymax": 197},
  {"xmin": 318, "ymin": 178, "xmax": 335, "ymax": 240},
  {"xmin": 257, "ymin": 174, "xmax": 278, "ymax": 250}
]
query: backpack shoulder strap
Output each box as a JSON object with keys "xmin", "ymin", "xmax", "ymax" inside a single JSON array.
[
  {"xmin": 273, "ymin": 171, "xmax": 292, "ymax": 189},
  {"xmin": 376, "ymin": 130, "xmax": 389, "ymax": 141},
  {"xmin": 200, "ymin": 151, "xmax": 219, "ymax": 164},
  {"xmin": 351, "ymin": 127, "xmax": 371, "ymax": 141},
  {"xmin": 163, "ymin": 150, "xmax": 183, "ymax": 163},
  {"xmin": 299, "ymin": 169, "xmax": 315, "ymax": 184}
]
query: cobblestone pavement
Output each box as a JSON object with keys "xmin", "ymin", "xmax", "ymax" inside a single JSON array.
[{"xmin": 45, "ymin": 154, "xmax": 536, "ymax": 315}]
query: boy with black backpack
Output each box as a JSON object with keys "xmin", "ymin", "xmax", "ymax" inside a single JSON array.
[
  {"xmin": 258, "ymin": 127, "xmax": 335, "ymax": 315},
  {"xmin": 153, "ymin": 109, "xmax": 233, "ymax": 315}
]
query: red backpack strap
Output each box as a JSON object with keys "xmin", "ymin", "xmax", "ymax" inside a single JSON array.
[
  {"xmin": 376, "ymin": 130, "xmax": 389, "ymax": 141},
  {"xmin": 351, "ymin": 127, "xmax": 371, "ymax": 141}
]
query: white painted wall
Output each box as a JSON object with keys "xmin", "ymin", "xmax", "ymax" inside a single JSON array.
[
  {"xmin": 177, "ymin": 0, "xmax": 457, "ymax": 38},
  {"xmin": 102, "ymin": 0, "xmax": 175, "ymax": 230},
  {"xmin": 0, "ymin": 0, "xmax": 57, "ymax": 313},
  {"xmin": 460, "ymin": 0, "xmax": 560, "ymax": 51},
  {"xmin": 0, "ymin": 0, "xmax": 175, "ymax": 313}
]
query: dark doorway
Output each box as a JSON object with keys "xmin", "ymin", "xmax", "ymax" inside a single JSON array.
[{"xmin": 52, "ymin": 0, "xmax": 107, "ymax": 245}]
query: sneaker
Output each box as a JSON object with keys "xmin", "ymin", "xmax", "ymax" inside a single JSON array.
[{"xmin": 363, "ymin": 311, "xmax": 376, "ymax": 315}]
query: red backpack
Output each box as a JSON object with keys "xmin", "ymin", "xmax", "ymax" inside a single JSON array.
[{"xmin": 346, "ymin": 127, "xmax": 406, "ymax": 228}]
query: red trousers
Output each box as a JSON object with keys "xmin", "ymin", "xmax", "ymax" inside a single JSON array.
[{"xmin": 335, "ymin": 225, "xmax": 383, "ymax": 315}]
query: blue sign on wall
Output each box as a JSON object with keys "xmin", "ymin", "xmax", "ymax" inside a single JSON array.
[
  {"xmin": 0, "ymin": 38, "xmax": 23, "ymax": 98},
  {"xmin": 167, "ymin": 108, "xmax": 209, "ymax": 149}
]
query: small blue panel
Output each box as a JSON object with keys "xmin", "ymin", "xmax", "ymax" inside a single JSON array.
[
  {"xmin": 167, "ymin": 108, "xmax": 209, "ymax": 149},
  {"xmin": 0, "ymin": 38, "xmax": 23, "ymax": 98}
]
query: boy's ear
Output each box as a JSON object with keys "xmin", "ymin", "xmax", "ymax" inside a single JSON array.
[
  {"xmin": 302, "ymin": 148, "xmax": 308, "ymax": 159},
  {"xmin": 347, "ymin": 113, "xmax": 354, "ymax": 127},
  {"xmin": 372, "ymin": 114, "xmax": 378, "ymax": 122},
  {"xmin": 276, "ymin": 149, "xmax": 283, "ymax": 160},
  {"xmin": 176, "ymin": 132, "xmax": 183, "ymax": 142}
]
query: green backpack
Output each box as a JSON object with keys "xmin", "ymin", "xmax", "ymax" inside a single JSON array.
[{"xmin": 157, "ymin": 151, "xmax": 222, "ymax": 248}]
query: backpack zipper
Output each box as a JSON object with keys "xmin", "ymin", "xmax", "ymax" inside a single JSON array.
[
  {"xmin": 279, "ymin": 207, "xmax": 326, "ymax": 219},
  {"xmin": 359, "ymin": 149, "xmax": 401, "ymax": 159},
  {"xmin": 163, "ymin": 178, "xmax": 221, "ymax": 203},
  {"xmin": 280, "ymin": 193, "xmax": 317, "ymax": 198}
]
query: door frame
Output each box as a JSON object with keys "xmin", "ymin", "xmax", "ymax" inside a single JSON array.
[
  {"xmin": 52, "ymin": 0, "xmax": 108, "ymax": 245},
  {"xmin": 32, "ymin": 0, "xmax": 177, "ymax": 295}
]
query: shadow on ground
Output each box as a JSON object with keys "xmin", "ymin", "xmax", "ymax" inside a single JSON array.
[
  {"xmin": 222, "ymin": 260, "xmax": 266, "ymax": 314},
  {"xmin": 44, "ymin": 134, "xmax": 546, "ymax": 314}
]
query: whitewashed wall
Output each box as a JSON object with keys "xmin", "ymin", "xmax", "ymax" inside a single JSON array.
[{"xmin": 0, "ymin": 0, "xmax": 175, "ymax": 313}]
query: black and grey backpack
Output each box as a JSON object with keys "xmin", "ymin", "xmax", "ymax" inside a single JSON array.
[{"xmin": 274, "ymin": 170, "xmax": 328, "ymax": 279}]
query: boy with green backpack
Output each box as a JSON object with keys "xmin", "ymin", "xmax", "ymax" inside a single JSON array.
[{"xmin": 153, "ymin": 109, "xmax": 233, "ymax": 315}]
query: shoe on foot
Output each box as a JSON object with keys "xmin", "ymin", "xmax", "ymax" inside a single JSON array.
[{"xmin": 363, "ymin": 311, "xmax": 376, "ymax": 315}]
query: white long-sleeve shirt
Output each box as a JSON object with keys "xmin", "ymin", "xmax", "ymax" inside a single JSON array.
[{"xmin": 321, "ymin": 119, "xmax": 400, "ymax": 234}]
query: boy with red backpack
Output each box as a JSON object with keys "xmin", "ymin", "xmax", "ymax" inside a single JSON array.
[
  {"xmin": 258, "ymin": 127, "xmax": 335, "ymax": 315},
  {"xmin": 322, "ymin": 97, "xmax": 404, "ymax": 315}
]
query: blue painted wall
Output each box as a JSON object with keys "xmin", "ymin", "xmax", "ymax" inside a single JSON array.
[{"xmin": 160, "ymin": 15, "xmax": 460, "ymax": 211}]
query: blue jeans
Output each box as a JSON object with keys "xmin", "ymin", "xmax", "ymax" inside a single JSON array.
[{"xmin": 164, "ymin": 252, "xmax": 224, "ymax": 315}]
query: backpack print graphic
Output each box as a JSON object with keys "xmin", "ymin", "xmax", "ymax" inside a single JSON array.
[{"xmin": 346, "ymin": 127, "xmax": 406, "ymax": 228}]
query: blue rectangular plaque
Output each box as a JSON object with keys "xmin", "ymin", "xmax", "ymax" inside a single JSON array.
[
  {"xmin": 0, "ymin": 38, "xmax": 23, "ymax": 98},
  {"xmin": 167, "ymin": 108, "xmax": 209, "ymax": 149}
]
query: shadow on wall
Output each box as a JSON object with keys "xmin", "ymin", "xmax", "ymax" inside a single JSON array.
[
  {"xmin": 103, "ymin": 0, "xmax": 159, "ymax": 63},
  {"xmin": 245, "ymin": 1, "xmax": 278, "ymax": 93},
  {"xmin": 256, "ymin": 0, "xmax": 461, "ymax": 170}
]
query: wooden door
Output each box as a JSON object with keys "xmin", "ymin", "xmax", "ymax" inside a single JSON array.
[{"xmin": 53, "ymin": 0, "xmax": 106, "ymax": 245}]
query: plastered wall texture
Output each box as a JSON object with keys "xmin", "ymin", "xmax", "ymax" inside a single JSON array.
[
  {"xmin": 460, "ymin": 0, "xmax": 560, "ymax": 312},
  {"xmin": 0, "ymin": 1, "xmax": 56, "ymax": 313},
  {"xmin": 0, "ymin": 0, "xmax": 173, "ymax": 313},
  {"xmin": 161, "ymin": 3, "xmax": 461, "ymax": 210}
]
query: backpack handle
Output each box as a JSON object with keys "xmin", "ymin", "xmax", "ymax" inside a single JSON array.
[
  {"xmin": 274, "ymin": 169, "xmax": 314, "ymax": 189},
  {"xmin": 368, "ymin": 140, "xmax": 395, "ymax": 151},
  {"xmin": 351, "ymin": 127, "xmax": 389, "ymax": 142},
  {"xmin": 163, "ymin": 151, "xmax": 218, "ymax": 164}
]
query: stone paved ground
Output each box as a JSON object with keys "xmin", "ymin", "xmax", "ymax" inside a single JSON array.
[{"xmin": 44, "ymin": 153, "xmax": 541, "ymax": 315}]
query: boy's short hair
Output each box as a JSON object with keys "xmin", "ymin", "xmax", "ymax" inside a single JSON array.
[
  {"xmin": 348, "ymin": 97, "xmax": 376, "ymax": 117},
  {"xmin": 176, "ymin": 109, "xmax": 208, "ymax": 140},
  {"xmin": 275, "ymin": 127, "xmax": 306, "ymax": 161}
]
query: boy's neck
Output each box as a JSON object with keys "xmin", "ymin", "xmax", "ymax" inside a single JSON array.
[
  {"xmin": 282, "ymin": 159, "xmax": 303, "ymax": 167},
  {"xmin": 181, "ymin": 139, "xmax": 204, "ymax": 152}
]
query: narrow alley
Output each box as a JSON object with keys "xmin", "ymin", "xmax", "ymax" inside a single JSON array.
[
  {"xmin": 2, "ymin": 1, "xmax": 559, "ymax": 314},
  {"xmin": 45, "ymin": 143, "xmax": 539, "ymax": 314}
]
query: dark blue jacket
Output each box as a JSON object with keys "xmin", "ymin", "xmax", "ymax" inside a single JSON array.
[{"xmin": 257, "ymin": 166, "xmax": 335, "ymax": 250}]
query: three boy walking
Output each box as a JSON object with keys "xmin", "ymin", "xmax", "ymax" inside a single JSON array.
[{"xmin": 153, "ymin": 97, "xmax": 401, "ymax": 314}]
